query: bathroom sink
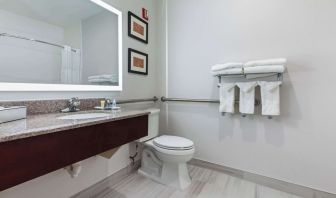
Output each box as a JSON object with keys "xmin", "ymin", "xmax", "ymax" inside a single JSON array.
[{"xmin": 58, "ymin": 113, "xmax": 110, "ymax": 120}]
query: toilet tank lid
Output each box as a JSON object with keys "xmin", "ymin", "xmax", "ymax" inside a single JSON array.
[{"xmin": 146, "ymin": 108, "xmax": 160, "ymax": 114}]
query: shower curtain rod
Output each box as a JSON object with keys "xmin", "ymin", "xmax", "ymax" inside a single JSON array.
[{"xmin": 0, "ymin": 32, "xmax": 77, "ymax": 52}]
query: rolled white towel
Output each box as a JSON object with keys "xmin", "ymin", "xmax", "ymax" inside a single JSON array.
[
  {"xmin": 244, "ymin": 58, "xmax": 287, "ymax": 67},
  {"xmin": 211, "ymin": 62, "xmax": 243, "ymax": 72},
  {"xmin": 244, "ymin": 65, "xmax": 285, "ymax": 74},
  {"xmin": 212, "ymin": 68, "xmax": 243, "ymax": 76}
]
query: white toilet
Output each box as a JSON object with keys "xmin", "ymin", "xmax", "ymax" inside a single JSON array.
[{"xmin": 138, "ymin": 109, "xmax": 195, "ymax": 189}]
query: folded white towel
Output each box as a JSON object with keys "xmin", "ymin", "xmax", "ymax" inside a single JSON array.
[
  {"xmin": 88, "ymin": 78, "xmax": 117, "ymax": 82},
  {"xmin": 237, "ymin": 82, "xmax": 258, "ymax": 114},
  {"xmin": 258, "ymin": 81, "xmax": 282, "ymax": 116},
  {"xmin": 212, "ymin": 68, "xmax": 243, "ymax": 76},
  {"xmin": 245, "ymin": 73, "xmax": 278, "ymax": 79},
  {"xmin": 219, "ymin": 83, "xmax": 236, "ymax": 113},
  {"xmin": 244, "ymin": 65, "xmax": 285, "ymax": 74},
  {"xmin": 88, "ymin": 74, "xmax": 118, "ymax": 80},
  {"xmin": 245, "ymin": 58, "xmax": 287, "ymax": 67},
  {"xmin": 211, "ymin": 62, "xmax": 243, "ymax": 72}
]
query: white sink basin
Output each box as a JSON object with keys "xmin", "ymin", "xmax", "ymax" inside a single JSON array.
[{"xmin": 58, "ymin": 113, "xmax": 110, "ymax": 120}]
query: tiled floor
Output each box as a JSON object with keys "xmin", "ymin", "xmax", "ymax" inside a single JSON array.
[{"xmin": 73, "ymin": 164, "xmax": 303, "ymax": 198}]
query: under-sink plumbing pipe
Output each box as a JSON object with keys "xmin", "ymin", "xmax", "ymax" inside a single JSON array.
[
  {"xmin": 142, "ymin": 148, "xmax": 162, "ymax": 166},
  {"xmin": 66, "ymin": 162, "xmax": 82, "ymax": 178},
  {"xmin": 129, "ymin": 143, "xmax": 138, "ymax": 165}
]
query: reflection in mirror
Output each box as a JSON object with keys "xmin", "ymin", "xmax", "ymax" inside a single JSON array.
[{"xmin": 0, "ymin": 0, "xmax": 120, "ymax": 87}]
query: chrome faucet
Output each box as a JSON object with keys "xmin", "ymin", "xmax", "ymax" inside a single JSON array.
[{"xmin": 61, "ymin": 97, "xmax": 81, "ymax": 113}]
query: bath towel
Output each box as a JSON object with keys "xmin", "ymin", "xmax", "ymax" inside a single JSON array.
[
  {"xmin": 244, "ymin": 65, "xmax": 285, "ymax": 74},
  {"xmin": 244, "ymin": 58, "xmax": 287, "ymax": 67},
  {"xmin": 258, "ymin": 81, "xmax": 282, "ymax": 116},
  {"xmin": 237, "ymin": 82, "xmax": 258, "ymax": 114},
  {"xmin": 212, "ymin": 68, "xmax": 243, "ymax": 76},
  {"xmin": 211, "ymin": 62, "xmax": 243, "ymax": 72},
  {"xmin": 219, "ymin": 83, "xmax": 236, "ymax": 113}
]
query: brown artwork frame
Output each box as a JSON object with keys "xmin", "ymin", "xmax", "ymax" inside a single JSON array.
[
  {"xmin": 128, "ymin": 11, "xmax": 148, "ymax": 44},
  {"xmin": 128, "ymin": 48, "xmax": 148, "ymax": 75}
]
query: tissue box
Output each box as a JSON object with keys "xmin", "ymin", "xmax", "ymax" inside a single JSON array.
[{"xmin": 0, "ymin": 106, "xmax": 27, "ymax": 124}]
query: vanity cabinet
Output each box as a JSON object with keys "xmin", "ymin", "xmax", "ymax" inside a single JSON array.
[{"xmin": 0, "ymin": 115, "xmax": 148, "ymax": 191}]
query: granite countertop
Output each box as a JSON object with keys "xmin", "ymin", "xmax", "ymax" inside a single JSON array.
[{"xmin": 0, "ymin": 110, "xmax": 150, "ymax": 143}]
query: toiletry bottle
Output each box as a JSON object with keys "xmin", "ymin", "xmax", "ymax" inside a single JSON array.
[{"xmin": 112, "ymin": 99, "xmax": 117, "ymax": 109}]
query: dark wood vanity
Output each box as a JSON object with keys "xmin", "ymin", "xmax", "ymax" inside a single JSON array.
[{"xmin": 0, "ymin": 114, "xmax": 148, "ymax": 191}]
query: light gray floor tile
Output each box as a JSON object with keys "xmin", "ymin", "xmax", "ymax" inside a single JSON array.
[{"xmin": 74, "ymin": 165, "xmax": 304, "ymax": 198}]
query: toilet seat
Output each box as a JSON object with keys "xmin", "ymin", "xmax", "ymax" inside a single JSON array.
[
  {"xmin": 153, "ymin": 135, "xmax": 194, "ymax": 150},
  {"xmin": 153, "ymin": 143, "xmax": 195, "ymax": 156}
]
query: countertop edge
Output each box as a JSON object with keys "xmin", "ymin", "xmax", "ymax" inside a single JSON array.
[{"xmin": 0, "ymin": 111, "xmax": 150, "ymax": 143}]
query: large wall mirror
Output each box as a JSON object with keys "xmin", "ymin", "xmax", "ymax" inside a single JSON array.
[{"xmin": 0, "ymin": 0, "xmax": 122, "ymax": 91}]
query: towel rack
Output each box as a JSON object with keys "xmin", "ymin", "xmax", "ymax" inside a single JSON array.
[{"xmin": 217, "ymin": 72, "xmax": 283, "ymax": 85}]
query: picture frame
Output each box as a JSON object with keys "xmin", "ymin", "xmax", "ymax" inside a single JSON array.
[
  {"xmin": 128, "ymin": 11, "xmax": 148, "ymax": 44},
  {"xmin": 128, "ymin": 48, "xmax": 148, "ymax": 75}
]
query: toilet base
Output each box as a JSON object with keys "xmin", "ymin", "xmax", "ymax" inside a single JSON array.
[
  {"xmin": 138, "ymin": 148, "xmax": 192, "ymax": 190},
  {"xmin": 138, "ymin": 162, "xmax": 191, "ymax": 190}
]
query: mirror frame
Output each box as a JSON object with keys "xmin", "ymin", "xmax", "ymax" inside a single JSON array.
[{"xmin": 0, "ymin": 0, "xmax": 123, "ymax": 91}]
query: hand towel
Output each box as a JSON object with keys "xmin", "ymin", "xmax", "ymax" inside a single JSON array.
[
  {"xmin": 211, "ymin": 62, "xmax": 243, "ymax": 72},
  {"xmin": 245, "ymin": 58, "xmax": 287, "ymax": 67},
  {"xmin": 244, "ymin": 65, "xmax": 285, "ymax": 74},
  {"xmin": 258, "ymin": 81, "xmax": 282, "ymax": 116},
  {"xmin": 237, "ymin": 82, "xmax": 258, "ymax": 114},
  {"xmin": 219, "ymin": 83, "xmax": 236, "ymax": 113},
  {"xmin": 212, "ymin": 68, "xmax": 243, "ymax": 76}
]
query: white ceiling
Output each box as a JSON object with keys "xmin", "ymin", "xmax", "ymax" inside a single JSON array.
[{"xmin": 0, "ymin": 0, "xmax": 111, "ymax": 27}]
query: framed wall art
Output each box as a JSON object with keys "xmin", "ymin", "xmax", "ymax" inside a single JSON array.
[
  {"xmin": 128, "ymin": 11, "xmax": 148, "ymax": 44},
  {"xmin": 128, "ymin": 48, "xmax": 148, "ymax": 75}
]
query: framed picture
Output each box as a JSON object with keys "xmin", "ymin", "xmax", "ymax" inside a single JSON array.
[
  {"xmin": 128, "ymin": 48, "xmax": 148, "ymax": 75},
  {"xmin": 128, "ymin": 11, "xmax": 148, "ymax": 44}
]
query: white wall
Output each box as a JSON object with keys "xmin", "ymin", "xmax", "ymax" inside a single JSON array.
[
  {"xmin": 162, "ymin": 0, "xmax": 336, "ymax": 194},
  {"xmin": 81, "ymin": 11, "xmax": 119, "ymax": 84},
  {"xmin": 0, "ymin": 0, "xmax": 160, "ymax": 197},
  {"xmin": 0, "ymin": 9, "xmax": 63, "ymax": 84}
]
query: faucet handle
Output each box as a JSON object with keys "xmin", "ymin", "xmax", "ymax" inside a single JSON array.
[
  {"xmin": 69, "ymin": 97, "xmax": 80, "ymax": 106},
  {"xmin": 69, "ymin": 97, "xmax": 80, "ymax": 112}
]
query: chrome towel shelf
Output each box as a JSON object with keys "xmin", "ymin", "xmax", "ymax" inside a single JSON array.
[{"xmin": 217, "ymin": 72, "xmax": 283, "ymax": 85}]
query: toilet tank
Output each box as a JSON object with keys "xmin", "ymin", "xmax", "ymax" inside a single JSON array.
[{"xmin": 139, "ymin": 108, "xmax": 160, "ymax": 142}]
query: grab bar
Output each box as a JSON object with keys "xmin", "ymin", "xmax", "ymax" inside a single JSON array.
[
  {"xmin": 117, "ymin": 97, "xmax": 158, "ymax": 104},
  {"xmin": 161, "ymin": 96, "xmax": 260, "ymax": 106}
]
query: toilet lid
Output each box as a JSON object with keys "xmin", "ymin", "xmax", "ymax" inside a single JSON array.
[{"xmin": 153, "ymin": 135, "xmax": 194, "ymax": 150}]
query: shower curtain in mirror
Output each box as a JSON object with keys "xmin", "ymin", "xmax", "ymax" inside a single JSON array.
[{"xmin": 61, "ymin": 46, "xmax": 82, "ymax": 84}]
